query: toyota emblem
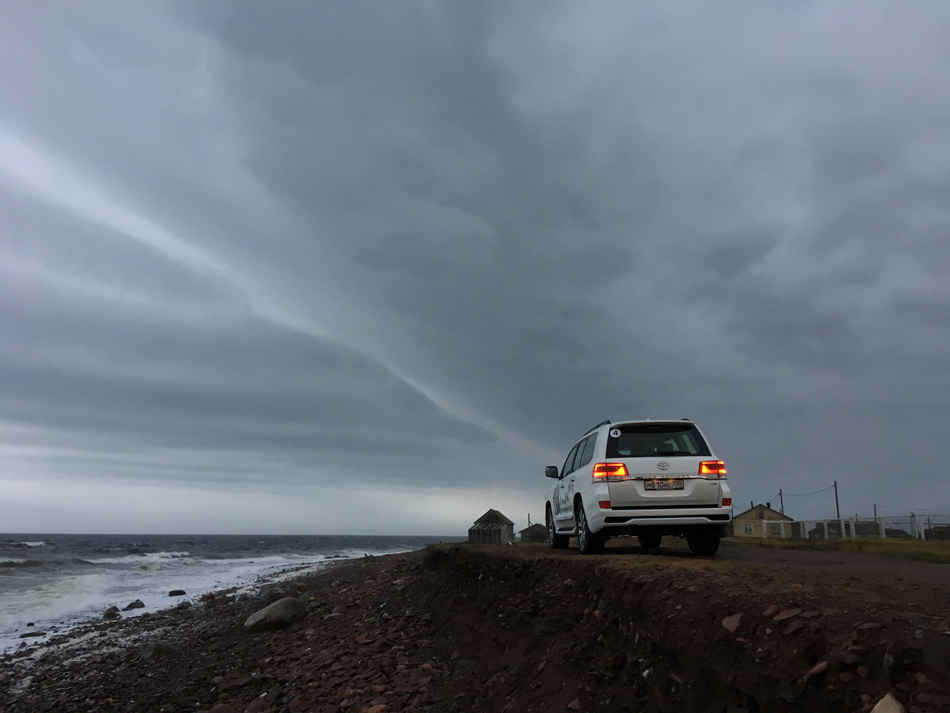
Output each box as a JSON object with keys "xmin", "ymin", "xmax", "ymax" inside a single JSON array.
[{"xmin": 657, "ymin": 461, "xmax": 670, "ymax": 471}]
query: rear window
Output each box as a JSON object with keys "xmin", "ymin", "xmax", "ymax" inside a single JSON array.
[{"xmin": 606, "ymin": 423, "xmax": 711, "ymax": 458}]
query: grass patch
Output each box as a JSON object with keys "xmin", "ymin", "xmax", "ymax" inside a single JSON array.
[{"xmin": 722, "ymin": 536, "xmax": 950, "ymax": 564}]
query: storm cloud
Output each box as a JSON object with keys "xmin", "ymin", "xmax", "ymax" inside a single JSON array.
[{"xmin": 2, "ymin": 1, "xmax": 949, "ymax": 533}]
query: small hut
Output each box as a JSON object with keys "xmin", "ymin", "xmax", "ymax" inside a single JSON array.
[
  {"xmin": 469, "ymin": 509, "xmax": 515, "ymax": 545},
  {"xmin": 519, "ymin": 514, "xmax": 547, "ymax": 543},
  {"xmin": 520, "ymin": 524, "xmax": 547, "ymax": 543}
]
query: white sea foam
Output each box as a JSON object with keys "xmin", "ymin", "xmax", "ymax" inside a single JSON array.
[
  {"xmin": 17, "ymin": 542, "xmax": 46, "ymax": 547},
  {"xmin": 0, "ymin": 538, "xmax": 436, "ymax": 654},
  {"xmin": 82, "ymin": 551, "xmax": 191, "ymax": 565},
  {"xmin": 0, "ymin": 553, "xmax": 341, "ymax": 653},
  {"xmin": 0, "ymin": 558, "xmax": 28, "ymax": 564}
]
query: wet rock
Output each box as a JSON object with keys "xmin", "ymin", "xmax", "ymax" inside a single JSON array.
[
  {"xmin": 103, "ymin": 607, "xmax": 121, "ymax": 621},
  {"xmin": 138, "ymin": 641, "xmax": 178, "ymax": 659},
  {"xmin": 722, "ymin": 613, "xmax": 742, "ymax": 633},
  {"xmin": 870, "ymin": 692, "xmax": 905, "ymax": 713},
  {"xmin": 168, "ymin": 589, "xmax": 186, "ymax": 596},
  {"xmin": 244, "ymin": 597, "xmax": 307, "ymax": 633},
  {"xmin": 762, "ymin": 605, "xmax": 780, "ymax": 618},
  {"xmin": 19, "ymin": 631, "xmax": 46, "ymax": 638},
  {"xmin": 567, "ymin": 699, "xmax": 582, "ymax": 710},
  {"xmin": 773, "ymin": 608, "xmax": 802, "ymax": 622},
  {"xmin": 122, "ymin": 599, "xmax": 145, "ymax": 611},
  {"xmin": 369, "ymin": 596, "xmax": 389, "ymax": 610},
  {"xmin": 209, "ymin": 705, "xmax": 235, "ymax": 713},
  {"xmin": 176, "ymin": 601, "xmax": 192, "ymax": 610}
]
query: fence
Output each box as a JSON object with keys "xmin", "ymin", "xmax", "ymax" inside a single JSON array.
[{"xmin": 755, "ymin": 514, "xmax": 950, "ymax": 541}]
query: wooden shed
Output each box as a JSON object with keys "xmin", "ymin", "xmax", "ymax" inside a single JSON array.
[
  {"xmin": 469, "ymin": 509, "xmax": 515, "ymax": 545},
  {"xmin": 519, "ymin": 523, "xmax": 548, "ymax": 543}
]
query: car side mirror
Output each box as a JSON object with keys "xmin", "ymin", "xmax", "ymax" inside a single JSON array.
[{"xmin": 545, "ymin": 465, "xmax": 560, "ymax": 479}]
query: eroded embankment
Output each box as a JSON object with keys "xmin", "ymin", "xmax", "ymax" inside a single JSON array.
[
  {"xmin": 2, "ymin": 545, "xmax": 949, "ymax": 713},
  {"xmin": 414, "ymin": 546, "xmax": 950, "ymax": 712}
]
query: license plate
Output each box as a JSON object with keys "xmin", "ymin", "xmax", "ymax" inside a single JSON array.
[{"xmin": 644, "ymin": 478, "xmax": 684, "ymax": 491}]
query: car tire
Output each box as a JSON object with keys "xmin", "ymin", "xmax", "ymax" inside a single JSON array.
[
  {"xmin": 547, "ymin": 506, "xmax": 569, "ymax": 549},
  {"xmin": 686, "ymin": 532, "xmax": 721, "ymax": 556},
  {"xmin": 638, "ymin": 534, "xmax": 662, "ymax": 550},
  {"xmin": 575, "ymin": 502, "xmax": 604, "ymax": 555}
]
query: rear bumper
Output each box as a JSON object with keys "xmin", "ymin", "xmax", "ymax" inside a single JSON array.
[{"xmin": 588, "ymin": 505, "xmax": 733, "ymax": 536}]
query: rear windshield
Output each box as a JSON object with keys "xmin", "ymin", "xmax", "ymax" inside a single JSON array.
[{"xmin": 606, "ymin": 423, "xmax": 711, "ymax": 458}]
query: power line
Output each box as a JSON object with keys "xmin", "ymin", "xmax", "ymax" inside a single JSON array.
[{"xmin": 782, "ymin": 485, "xmax": 836, "ymax": 497}]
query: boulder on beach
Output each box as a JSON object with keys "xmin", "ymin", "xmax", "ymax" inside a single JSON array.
[
  {"xmin": 244, "ymin": 596, "xmax": 307, "ymax": 633},
  {"xmin": 168, "ymin": 589, "xmax": 186, "ymax": 597},
  {"xmin": 123, "ymin": 599, "xmax": 145, "ymax": 611},
  {"xmin": 138, "ymin": 641, "xmax": 178, "ymax": 659},
  {"xmin": 103, "ymin": 606, "xmax": 121, "ymax": 621},
  {"xmin": 19, "ymin": 631, "xmax": 46, "ymax": 638}
]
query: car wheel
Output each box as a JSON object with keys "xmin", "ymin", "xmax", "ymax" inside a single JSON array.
[
  {"xmin": 547, "ymin": 506, "xmax": 568, "ymax": 549},
  {"xmin": 575, "ymin": 502, "xmax": 604, "ymax": 555},
  {"xmin": 687, "ymin": 533, "xmax": 721, "ymax": 556},
  {"xmin": 638, "ymin": 534, "xmax": 662, "ymax": 550}
]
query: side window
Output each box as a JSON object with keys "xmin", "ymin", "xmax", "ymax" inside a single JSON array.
[
  {"xmin": 561, "ymin": 443, "xmax": 580, "ymax": 477},
  {"xmin": 579, "ymin": 433, "xmax": 597, "ymax": 468},
  {"xmin": 567, "ymin": 439, "xmax": 587, "ymax": 474},
  {"xmin": 744, "ymin": 523, "xmax": 753, "ymax": 535},
  {"xmin": 571, "ymin": 438, "xmax": 588, "ymax": 472}
]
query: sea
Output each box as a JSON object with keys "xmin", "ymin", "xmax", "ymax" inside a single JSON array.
[{"xmin": 0, "ymin": 533, "xmax": 462, "ymax": 654}]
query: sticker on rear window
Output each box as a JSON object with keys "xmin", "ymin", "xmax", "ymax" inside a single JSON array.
[{"xmin": 609, "ymin": 428, "xmax": 621, "ymax": 438}]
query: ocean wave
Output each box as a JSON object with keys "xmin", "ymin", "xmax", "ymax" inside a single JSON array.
[
  {"xmin": 0, "ymin": 558, "xmax": 43, "ymax": 567},
  {"xmin": 83, "ymin": 551, "xmax": 191, "ymax": 565},
  {"xmin": 14, "ymin": 541, "xmax": 46, "ymax": 548}
]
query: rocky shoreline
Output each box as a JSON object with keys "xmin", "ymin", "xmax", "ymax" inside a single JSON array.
[{"xmin": 2, "ymin": 544, "xmax": 949, "ymax": 712}]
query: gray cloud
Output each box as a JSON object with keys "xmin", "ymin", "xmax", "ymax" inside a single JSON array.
[{"xmin": 2, "ymin": 1, "xmax": 950, "ymax": 532}]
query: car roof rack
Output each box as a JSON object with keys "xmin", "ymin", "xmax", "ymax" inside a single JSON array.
[{"xmin": 583, "ymin": 419, "xmax": 611, "ymax": 436}]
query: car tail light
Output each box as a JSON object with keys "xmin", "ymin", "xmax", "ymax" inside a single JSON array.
[
  {"xmin": 598, "ymin": 501, "xmax": 611, "ymax": 509},
  {"xmin": 699, "ymin": 460, "xmax": 727, "ymax": 478},
  {"xmin": 592, "ymin": 463, "xmax": 629, "ymax": 481},
  {"xmin": 722, "ymin": 497, "xmax": 732, "ymax": 507}
]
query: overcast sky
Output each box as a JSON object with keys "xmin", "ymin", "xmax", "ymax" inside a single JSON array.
[{"xmin": 2, "ymin": 2, "xmax": 949, "ymax": 534}]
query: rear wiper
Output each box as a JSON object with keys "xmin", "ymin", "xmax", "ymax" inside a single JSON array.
[{"xmin": 655, "ymin": 451, "xmax": 693, "ymax": 456}]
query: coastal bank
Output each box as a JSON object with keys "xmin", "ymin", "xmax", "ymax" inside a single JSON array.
[{"xmin": 2, "ymin": 542, "xmax": 949, "ymax": 712}]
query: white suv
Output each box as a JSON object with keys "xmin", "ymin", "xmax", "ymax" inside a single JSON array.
[{"xmin": 544, "ymin": 420, "xmax": 732, "ymax": 555}]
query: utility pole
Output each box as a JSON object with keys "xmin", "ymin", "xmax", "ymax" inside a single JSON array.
[
  {"xmin": 779, "ymin": 489, "xmax": 784, "ymax": 515},
  {"xmin": 834, "ymin": 480, "xmax": 840, "ymax": 520},
  {"xmin": 874, "ymin": 503, "xmax": 877, "ymax": 517}
]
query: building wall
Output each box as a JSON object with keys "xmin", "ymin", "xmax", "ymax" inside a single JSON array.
[
  {"xmin": 468, "ymin": 525, "xmax": 514, "ymax": 545},
  {"xmin": 733, "ymin": 515, "xmax": 794, "ymax": 538}
]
